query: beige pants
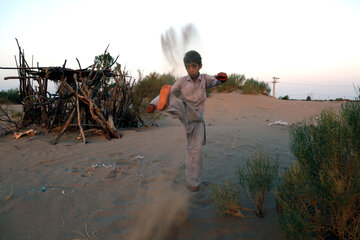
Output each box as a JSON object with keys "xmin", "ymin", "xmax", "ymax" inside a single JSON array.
[{"xmin": 164, "ymin": 94, "xmax": 206, "ymax": 187}]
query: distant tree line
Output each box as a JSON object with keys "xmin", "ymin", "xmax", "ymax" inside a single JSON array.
[{"xmin": 0, "ymin": 88, "xmax": 21, "ymax": 104}]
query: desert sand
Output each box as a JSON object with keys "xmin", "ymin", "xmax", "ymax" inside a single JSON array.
[{"xmin": 0, "ymin": 93, "xmax": 343, "ymax": 240}]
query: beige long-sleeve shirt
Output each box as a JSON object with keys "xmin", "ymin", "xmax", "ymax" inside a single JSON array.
[{"xmin": 151, "ymin": 73, "xmax": 222, "ymax": 114}]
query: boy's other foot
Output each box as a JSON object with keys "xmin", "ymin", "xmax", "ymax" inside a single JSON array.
[
  {"xmin": 187, "ymin": 184, "xmax": 200, "ymax": 192},
  {"xmin": 157, "ymin": 85, "xmax": 171, "ymax": 111}
]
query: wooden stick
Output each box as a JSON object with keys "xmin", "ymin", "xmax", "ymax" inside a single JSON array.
[
  {"xmin": 74, "ymin": 74, "xmax": 86, "ymax": 144},
  {"xmin": 43, "ymin": 68, "xmax": 48, "ymax": 97},
  {"xmin": 52, "ymin": 107, "xmax": 76, "ymax": 145},
  {"xmin": 4, "ymin": 76, "xmax": 34, "ymax": 80},
  {"xmin": 69, "ymin": 123, "xmax": 100, "ymax": 127},
  {"xmin": 62, "ymin": 60, "xmax": 67, "ymax": 69},
  {"xmin": 0, "ymin": 66, "xmax": 53, "ymax": 70},
  {"xmin": 65, "ymin": 83, "xmax": 115, "ymax": 140},
  {"xmin": 48, "ymin": 77, "xmax": 67, "ymax": 131},
  {"xmin": 76, "ymin": 58, "xmax": 82, "ymax": 69}
]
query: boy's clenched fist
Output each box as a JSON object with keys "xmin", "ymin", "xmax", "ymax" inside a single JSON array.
[
  {"xmin": 147, "ymin": 104, "xmax": 156, "ymax": 113},
  {"xmin": 216, "ymin": 72, "xmax": 228, "ymax": 82}
]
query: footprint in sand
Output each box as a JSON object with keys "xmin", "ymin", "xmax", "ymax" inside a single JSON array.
[
  {"xmin": 105, "ymin": 169, "xmax": 130, "ymax": 179},
  {"xmin": 161, "ymin": 169, "xmax": 176, "ymax": 174},
  {"xmin": 141, "ymin": 175, "xmax": 171, "ymax": 184},
  {"xmin": 109, "ymin": 152, "xmax": 124, "ymax": 157},
  {"xmin": 113, "ymin": 195, "xmax": 134, "ymax": 205},
  {"xmin": 105, "ymin": 170, "xmax": 118, "ymax": 178},
  {"xmin": 151, "ymin": 159, "xmax": 167, "ymax": 164}
]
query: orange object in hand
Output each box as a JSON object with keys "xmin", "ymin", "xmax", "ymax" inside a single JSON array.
[
  {"xmin": 216, "ymin": 72, "xmax": 228, "ymax": 82},
  {"xmin": 147, "ymin": 104, "xmax": 156, "ymax": 113}
]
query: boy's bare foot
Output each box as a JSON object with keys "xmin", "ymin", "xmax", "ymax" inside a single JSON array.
[{"xmin": 157, "ymin": 85, "xmax": 171, "ymax": 111}]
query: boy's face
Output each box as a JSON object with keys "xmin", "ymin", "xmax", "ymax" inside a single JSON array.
[{"xmin": 185, "ymin": 62, "xmax": 202, "ymax": 80}]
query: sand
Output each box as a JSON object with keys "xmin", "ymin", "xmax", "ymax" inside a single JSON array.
[{"xmin": 0, "ymin": 93, "xmax": 343, "ymax": 240}]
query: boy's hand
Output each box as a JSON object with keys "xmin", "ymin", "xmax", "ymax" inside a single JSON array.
[
  {"xmin": 216, "ymin": 72, "xmax": 228, "ymax": 82},
  {"xmin": 147, "ymin": 104, "xmax": 156, "ymax": 113}
]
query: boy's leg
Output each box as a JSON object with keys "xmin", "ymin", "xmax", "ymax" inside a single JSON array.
[
  {"xmin": 156, "ymin": 88, "xmax": 205, "ymax": 189},
  {"xmin": 185, "ymin": 121, "xmax": 205, "ymax": 188},
  {"xmin": 163, "ymin": 95, "xmax": 202, "ymax": 133},
  {"xmin": 155, "ymin": 85, "xmax": 202, "ymax": 127}
]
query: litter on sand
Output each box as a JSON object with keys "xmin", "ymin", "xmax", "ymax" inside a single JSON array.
[{"xmin": 268, "ymin": 120, "xmax": 289, "ymax": 126}]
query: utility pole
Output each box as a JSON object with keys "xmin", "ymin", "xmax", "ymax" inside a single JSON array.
[{"xmin": 272, "ymin": 76, "xmax": 279, "ymax": 97}]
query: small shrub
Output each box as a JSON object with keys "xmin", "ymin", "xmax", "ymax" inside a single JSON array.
[
  {"xmin": 341, "ymin": 102, "xmax": 360, "ymax": 155},
  {"xmin": 242, "ymin": 78, "xmax": 271, "ymax": 95},
  {"xmin": 306, "ymin": 95, "xmax": 312, "ymax": 101},
  {"xmin": 237, "ymin": 146, "xmax": 279, "ymax": 218},
  {"xmin": 210, "ymin": 180, "xmax": 253, "ymax": 217},
  {"xmin": 276, "ymin": 106, "xmax": 360, "ymax": 239},
  {"xmin": 216, "ymin": 73, "xmax": 245, "ymax": 93},
  {"xmin": 279, "ymin": 95, "xmax": 289, "ymax": 100},
  {"xmin": 0, "ymin": 104, "xmax": 22, "ymax": 134}
]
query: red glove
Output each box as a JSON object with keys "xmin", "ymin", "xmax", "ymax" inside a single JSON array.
[
  {"xmin": 147, "ymin": 104, "xmax": 156, "ymax": 113},
  {"xmin": 216, "ymin": 72, "xmax": 228, "ymax": 82}
]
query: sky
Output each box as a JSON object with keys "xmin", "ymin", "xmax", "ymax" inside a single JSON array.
[{"xmin": 0, "ymin": 0, "xmax": 359, "ymax": 100}]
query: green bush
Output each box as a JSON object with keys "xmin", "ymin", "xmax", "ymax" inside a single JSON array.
[
  {"xmin": 306, "ymin": 95, "xmax": 312, "ymax": 101},
  {"xmin": 210, "ymin": 180, "xmax": 252, "ymax": 217},
  {"xmin": 279, "ymin": 95, "xmax": 289, "ymax": 100},
  {"xmin": 0, "ymin": 88, "xmax": 21, "ymax": 104},
  {"xmin": 242, "ymin": 78, "xmax": 271, "ymax": 95},
  {"xmin": 237, "ymin": 146, "xmax": 279, "ymax": 218},
  {"xmin": 341, "ymin": 102, "xmax": 360, "ymax": 154},
  {"xmin": 216, "ymin": 73, "xmax": 245, "ymax": 93},
  {"xmin": 133, "ymin": 72, "xmax": 175, "ymax": 105},
  {"xmin": 276, "ymin": 105, "xmax": 360, "ymax": 239},
  {"xmin": 131, "ymin": 72, "xmax": 175, "ymax": 124}
]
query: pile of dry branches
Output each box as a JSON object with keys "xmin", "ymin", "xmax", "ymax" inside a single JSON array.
[{"xmin": 1, "ymin": 40, "xmax": 142, "ymax": 144}]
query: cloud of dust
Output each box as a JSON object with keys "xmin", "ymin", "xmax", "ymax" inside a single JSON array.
[
  {"xmin": 128, "ymin": 180, "xmax": 190, "ymax": 240},
  {"xmin": 161, "ymin": 23, "xmax": 201, "ymax": 76}
]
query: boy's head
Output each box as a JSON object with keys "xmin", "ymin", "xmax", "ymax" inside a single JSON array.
[
  {"xmin": 183, "ymin": 50, "xmax": 202, "ymax": 66},
  {"xmin": 183, "ymin": 50, "xmax": 202, "ymax": 80}
]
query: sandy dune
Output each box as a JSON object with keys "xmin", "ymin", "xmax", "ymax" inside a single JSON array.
[{"xmin": 0, "ymin": 93, "xmax": 342, "ymax": 239}]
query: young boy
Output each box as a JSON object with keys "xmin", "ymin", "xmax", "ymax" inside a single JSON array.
[{"xmin": 147, "ymin": 50, "xmax": 228, "ymax": 192}]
